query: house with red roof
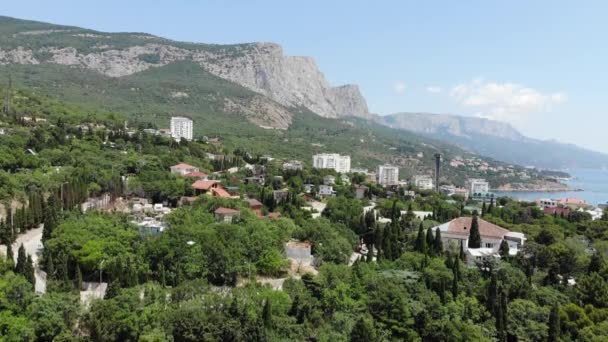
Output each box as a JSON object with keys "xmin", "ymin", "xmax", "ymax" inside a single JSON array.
[
  {"xmin": 558, "ymin": 198, "xmax": 587, "ymax": 210},
  {"xmin": 432, "ymin": 217, "xmax": 526, "ymax": 265},
  {"xmin": 214, "ymin": 207, "xmax": 240, "ymax": 223},
  {"xmin": 170, "ymin": 163, "xmax": 199, "ymax": 176},
  {"xmin": 245, "ymin": 198, "xmax": 263, "ymax": 216},
  {"xmin": 191, "ymin": 180, "xmax": 234, "ymax": 199},
  {"xmin": 183, "ymin": 171, "xmax": 209, "ymax": 180}
]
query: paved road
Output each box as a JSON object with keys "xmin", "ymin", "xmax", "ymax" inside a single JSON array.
[{"xmin": 0, "ymin": 225, "xmax": 46, "ymax": 293}]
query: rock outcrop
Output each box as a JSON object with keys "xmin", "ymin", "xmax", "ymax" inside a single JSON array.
[{"xmin": 0, "ymin": 27, "xmax": 370, "ymax": 122}]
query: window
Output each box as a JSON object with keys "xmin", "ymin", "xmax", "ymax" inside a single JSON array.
[{"xmin": 485, "ymin": 243, "xmax": 494, "ymax": 248}]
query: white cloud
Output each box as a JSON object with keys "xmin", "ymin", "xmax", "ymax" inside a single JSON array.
[
  {"xmin": 449, "ymin": 79, "xmax": 566, "ymax": 123},
  {"xmin": 426, "ymin": 86, "xmax": 442, "ymax": 93},
  {"xmin": 393, "ymin": 81, "xmax": 407, "ymax": 94}
]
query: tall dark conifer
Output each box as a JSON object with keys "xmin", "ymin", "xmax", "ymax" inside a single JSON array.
[
  {"xmin": 548, "ymin": 303, "xmax": 560, "ymax": 342},
  {"xmin": 415, "ymin": 222, "xmax": 426, "ymax": 254},
  {"xmin": 434, "ymin": 229, "xmax": 443, "ymax": 255},
  {"xmin": 468, "ymin": 214, "xmax": 482, "ymax": 248},
  {"xmin": 15, "ymin": 244, "xmax": 27, "ymax": 274},
  {"xmin": 426, "ymin": 228, "xmax": 435, "ymax": 255}
]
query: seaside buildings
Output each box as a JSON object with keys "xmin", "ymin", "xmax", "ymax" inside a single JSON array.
[{"xmin": 170, "ymin": 116, "xmax": 193, "ymax": 141}]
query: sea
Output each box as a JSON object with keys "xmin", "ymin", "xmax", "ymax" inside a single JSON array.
[{"xmin": 494, "ymin": 169, "xmax": 608, "ymax": 207}]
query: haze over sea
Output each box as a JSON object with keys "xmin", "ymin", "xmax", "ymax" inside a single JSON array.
[{"xmin": 496, "ymin": 169, "xmax": 608, "ymax": 207}]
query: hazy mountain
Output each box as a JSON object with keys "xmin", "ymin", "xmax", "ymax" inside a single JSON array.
[{"xmin": 379, "ymin": 112, "xmax": 608, "ymax": 170}]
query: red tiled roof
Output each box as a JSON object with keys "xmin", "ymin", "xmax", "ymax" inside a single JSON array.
[
  {"xmin": 172, "ymin": 163, "xmax": 196, "ymax": 169},
  {"xmin": 246, "ymin": 198, "xmax": 263, "ymax": 207},
  {"xmin": 214, "ymin": 207, "xmax": 240, "ymax": 215},
  {"xmin": 558, "ymin": 198, "xmax": 586, "ymax": 205},
  {"xmin": 446, "ymin": 217, "xmax": 510, "ymax": 239},
  {"xmin": 192, "ymin": 180, "xmax": 218, "ymax": 190},
  {"xmin": 184, "ymin": 171, "xmax": 208, "ymax": 178},
  {"xmin": 212, "ymin": 186, "xmax": 231, "ymax": 198}
]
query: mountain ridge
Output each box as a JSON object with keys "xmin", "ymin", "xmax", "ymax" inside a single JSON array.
[
  {"xmin": 0, "ymin": 15, "xmax": 369, "ymax": 122},
  {"xmin": 378, "ymin": 112, "xmax": 608, "ymax": 170}
]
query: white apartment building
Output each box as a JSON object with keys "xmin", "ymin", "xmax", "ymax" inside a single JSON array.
[
  {"xmin": 377, "ymin": 165, "xmax": 399, "ymax": 186},
  {"xmin": 466, "ymin": 178, "xmax": 490, "ymax": 194},
  {"xmin": 413, "ymin": 175, "xmax": 434, "ymax": 190},
  {"xmin": 312, "ymin": 153, "xmax": 351, "ymax": 173},
  {"xmin": 170, "ymin": 116, "xmax": 193, "ymax": 141}
]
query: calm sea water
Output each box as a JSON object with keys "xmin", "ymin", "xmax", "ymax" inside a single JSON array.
[{"xmin": 495, "ymin": 169, "xmax": 608, "ymax": 207}]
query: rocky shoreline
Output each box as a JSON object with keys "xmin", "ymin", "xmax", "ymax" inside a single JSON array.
[{"xmin": 493, "ymin": 180, "xmax": 577, "ymax": 192}]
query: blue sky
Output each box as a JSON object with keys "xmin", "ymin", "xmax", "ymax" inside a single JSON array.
[{"xmin": 3, "ymin": 1, "xmax": 608, "ymax": 153}]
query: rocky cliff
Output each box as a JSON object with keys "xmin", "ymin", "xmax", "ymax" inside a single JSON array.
[{"xmin": 0, "ymin": 16, "xmax": 369, "ymax": 123}]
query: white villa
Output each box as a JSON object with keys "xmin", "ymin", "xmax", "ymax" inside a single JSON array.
[
  {"xmin": 432, "ymin": 217, "xmax": 526, "ymax": 265},
  {"xmin": 413, "ymin": 175, "xmax": 434, "ymax": 190}
]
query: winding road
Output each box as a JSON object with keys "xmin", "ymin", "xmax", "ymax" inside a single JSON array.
[{"xmin": 0, "ymin": 225, "xmax": 46, "ymax": 293}]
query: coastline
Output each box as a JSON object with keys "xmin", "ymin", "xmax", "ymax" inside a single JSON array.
[{"xmin": 491, "ymin": 188, "xmax": 583, "ymax": 193}]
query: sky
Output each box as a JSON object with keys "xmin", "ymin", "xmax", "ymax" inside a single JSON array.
[{"xmin": 3, "ymin": 1, "xmax": 608, "ymax": 153}]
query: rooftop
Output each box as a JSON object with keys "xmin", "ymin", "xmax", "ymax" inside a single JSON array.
[
  {"xmin": 435, "ymin": 217, "xmax": 510, "ymax": 239},
  {"xmin": 192, "ymin": 180, "xmax": 218, "ymax": 190},
  {"xmin": 214, "ymin": 207, "xmax": 240, "ymax": 215},
  {"xmin": 172, "ymin": 163, "xmax": 196, "ymax": 169},
  {"xmin": 184, "ymin": 171, "xmax": 208, "ymax": 178}
]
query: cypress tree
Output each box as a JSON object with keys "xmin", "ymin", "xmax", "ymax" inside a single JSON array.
[
  {"xmin": 487, "ymin": 199, "xmax": 494, "ymax": 215},
  {"xmin": 5, "ymin": 242, "xmax": 14, "ymax": 268},
  {"xmin": 15, "ymin": 244, "xmax": 27, "ymax": 274},
  {"xmin": 262, "ymin": 299, "xmax": 272, "ymax": 327},
  {"xmin": 426, "ymin": 228, "xmax": 435, "ymax": 255},
  {"xmin": 25, "ymin": 254, "xmax": 36, "ymax": 287},
  {"xmin": 42, "ymin": 195, "xmax": 58, "ymax": 242},
  {"xmin": 75, "ymin": 264, "xmax": 83, "ymax": 290},
  {"xmin": 499, "ymin": 240, "xmax": 510, "ymax": 258},
  {"xmin": 548, "ymin": 303, "xmax": 560, "ymax": 342},
  {"xmin": 459, "ymin": 240, "xmax": 465, "ymax": 261},
  {"xmin": 468, "ymin": 214, "xmax": 482, "ymax": 248},
  {"xmin": 588, "ymin": 252, "xmax": 603, "ymax": 274},
  {"xmin": 481, "ymin": 202, "xmax": 487, "ymax": 217},
  {"xmin": 350, "ymin": 316, "xmax": 377, "ymax": 342},
  {"xmin": 495, "ymin": 291, "xmax": 506, "ymax": 342},
  {"xmin": 45, "ymin": 254, "xmax": 55, "ymax": 280},
  {"xmin": 445, "ymin": 254, "xmax": 454, "ymax": 269},
  {"xmin": 454, "ymin": 257, "xmax": 461, "ymax": 282},
  {"xmin": 487, "ymin": 273, "xmax": 498, "ymax": 314},
  {"xmin": 415, "ymin": 222, "xmax": 426, "ymax": 254},
  {"xmin": 434, "ymin": 229, "xmax": 443, "ymax": 255},
  {"xmin": 452, "ymin": 267, "xmax": 459, "ymax": 299}
]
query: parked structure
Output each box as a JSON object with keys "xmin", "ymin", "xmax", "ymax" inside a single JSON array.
[
  {"xmin": 312, "ymin": 153, "xmax": 351, "ymax": 173},
  {"xmin": 377, "ymin": 164, "xmax": 399, "ymax": 186},
  {"xmin": 170, "ymin": 116, "xmax": 193, "ymax": 141}
]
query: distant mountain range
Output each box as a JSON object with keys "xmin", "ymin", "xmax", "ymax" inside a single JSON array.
[{"xmin": 377, "ymin": 112, "xmax": 608, "ymax": 170}]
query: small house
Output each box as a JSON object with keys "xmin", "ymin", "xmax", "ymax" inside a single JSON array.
[
  {"xmin": 170, "ymin": 163, "xmax": 199, "ymax": 176},
  {"xmin": 323, "ymin": 175, "xmax": 336, "ymax": 185},
  {"xmin": 246, "ymin": 198, "xmax": 263, "ymax": 216},
  {"xmin": 355, "ymin": 185, "xmax": 369, "ymax": 199},
  {"xmin": 214, "ymin": 207, "xmax": 241, "ymax": 223}
]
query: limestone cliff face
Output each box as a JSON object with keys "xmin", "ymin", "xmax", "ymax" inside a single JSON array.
[
  {"xmin": 0, "ymin": 32, "xmax": 369, "ymax": 122},
  {"xmin": 195, "ymin": 43, "xmax": 369, "ymax": 118}
]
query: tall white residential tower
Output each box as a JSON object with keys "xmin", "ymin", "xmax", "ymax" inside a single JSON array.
[{"xmin": 170, "ymin": 116, "xmax": 193, "ymax": 141}]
